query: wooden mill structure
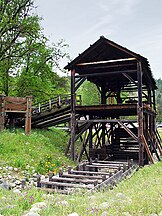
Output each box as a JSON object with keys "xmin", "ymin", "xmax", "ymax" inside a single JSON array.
[{"xmin": 65, "ymin": 36, "xmax": 162, "ymax": 166}]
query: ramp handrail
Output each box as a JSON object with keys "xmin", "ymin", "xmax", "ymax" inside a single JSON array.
[{"xmin": 32, "ymin": 94, "xmax": 81, "ymax": 115}]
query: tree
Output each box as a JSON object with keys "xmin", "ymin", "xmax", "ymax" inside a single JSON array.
[
  {"xmin": 156, "ymin": 78, "xmax": 162, "ymax": 122},
  {"xmin": 0, "ymin": 0, "xmax": 70, "ymax": 99},
  {"xmin": 0, "ymin": 0, "xmax": 41, "ymax": 95},
  {"xmin": 77, "ymin": 81, "xmax": 100, "ymax": 105}
]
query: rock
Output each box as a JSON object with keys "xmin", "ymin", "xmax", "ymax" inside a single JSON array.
[
  {"xmin": 99, "ymin": 202, "xmax": 110, "ymax": 209},
  {"xmin": 15, "ymin": 180, "xmax": 21, "ymax": 185},
  {"xmin": 31, "ymin": 202, "xmax": 47, "ymax": 209},
  {"xmin": 7, "ymin": 175, "xmax": 13, "ymax": 180},
  {"xmin": 8, "ymin": 166, "xmax": 13, "ymax": 171},
  {"xmin": 101, "ymin": 211, "xmax": 108, "ymax": 216},
  {"xmin": 26, "ymin": 165, "xmax": 30, "ymax": 169},
  {"xmin": 32, "ymin": 173, "xmax": 38, "ymax": 178},
  {"xmin": 0, "ymin": 182, "xmax": 10, "ymax": 190},
  {"xmin": 13, "ymin": 189, "xmax": 21, "ymax": 194},
  {"xmin": 32, "ymin": 169, "xmax": 35, "ymax": 174},
  {"xmin": 67, "ymin": 213, "xmax": 79, "ymax": 216},
  {"xmin": 40, "ymin": 175, "xmax": 45, "ymax": 181},
  {"xmin": 14, "ymin": 167, "xmax": 18, "ymax": 172},
  {"xmin": 10, "ymin": 182, "xmax": 16, "ymax": 188}
]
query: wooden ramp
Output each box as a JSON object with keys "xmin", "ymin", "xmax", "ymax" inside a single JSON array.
[
  {"xmin": 16, "ymin": 95, "xmax": 80, "ymax": 128},
  {"xmin": 37, "ymin": 159, "xmax": 138, "ymax": 194}
]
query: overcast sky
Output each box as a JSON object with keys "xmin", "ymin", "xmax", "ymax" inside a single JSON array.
[{"xmin": 34, "ymin": 0, "xmax": 162, "ymax": 79}]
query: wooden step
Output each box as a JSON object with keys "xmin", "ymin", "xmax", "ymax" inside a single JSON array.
[
  {"xmin": 70, "ymin": 170, "xmax": 113, "ymax": 176},
  {"xmin": 51, "ymin": 176, "xmax": 98, "ymax": 185},
  {"xmin": 40, "ymin": 180, "xmax": 94, "ymax": 189},
  {"xmin": 60, "ymin": 173, "xmax": 104, "ymax": 180}
]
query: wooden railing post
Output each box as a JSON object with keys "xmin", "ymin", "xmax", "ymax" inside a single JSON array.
[{"xmin": 25, "ymin": 96, "xmax": 32, "ymax": 134}]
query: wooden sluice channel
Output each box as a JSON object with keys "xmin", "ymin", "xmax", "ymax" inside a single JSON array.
[{"xmin": 37, "ymin": 159, "xmax": 138, "ymax": 194}]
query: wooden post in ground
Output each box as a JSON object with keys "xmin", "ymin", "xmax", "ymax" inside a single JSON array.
[
  {"xmin": 71, "ymin": 69, "xmax": 76, "ymax": 160},
  {"xmin": 0, "ymin": 95, "xmax": 5, "ymax": 131},
  {"xmin": 137, "ymin": 61, "xmax": 144, "ymax": 166},
  {"xmin": 25, "ymin": 96, "xmax": 32, "ymax": 134}
]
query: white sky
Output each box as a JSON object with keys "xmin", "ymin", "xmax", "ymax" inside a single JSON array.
[{"xmin": 34, "ymin": 0, "xmax": 162, "ymax": 79}]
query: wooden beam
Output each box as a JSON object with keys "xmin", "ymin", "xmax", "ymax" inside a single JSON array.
[
  {"xmin": 141, "ymin": 135, "xmax": 154, "ymax": 163},
  {"xmin": 77, "ymin": 58, "xmax": 136, "ymax": 66},
  {"xmin": 117, "ymin": 120, "xmax": 138, "ymax": 141},
  {"xmin": 74, "ymin": 77, "xmax": 87, "ymax": 92},
  {"xmin": 75, "ymin": 69, "xmax": 137, "ymax": 78},
  {"xmin": 77, "ymin": 119, "xmax": 137, "ymax": 123}
]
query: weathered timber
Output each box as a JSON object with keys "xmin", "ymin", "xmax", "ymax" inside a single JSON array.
[
  {"xmin": 86, "ymin": 164, "xmax": 120, "ymax": 170},
  {"xmin": 75, "ymin": 69, "xmax": 137, "ymax": 78},
  {"xmin": 141, "ymin": 135, "xmax": 154, "ymax": 163},
  {"xmin": 0, "ymin": 95, "xmax": 32, "ymax": 134},
  {"xmin": 117, "ymin": 120, "xmax": 138, "ymax": 141},
  {"xmin": 51, "ymin": 176, "xmax": 98, "ymax": 185},
  {"xmin": 152, "ymin": 131, "xmax": 162, "ymax": 156},
  {"xmin": 76, "ymin": 58, "xmax": 136, "ymax": 66},
  {"xmin": 70, "ymin": 170, "xmax": 113, "ymax": 176},
  {"xmin": 60, "ymin": 173, "xmax": 104, "ymax": 180},
  {"xmin": 40, "ymin": 180, "xmax": 94, "ymax": 189},
  {"xmin": 137, "ymin": 61, "xmax": 144, "ymax": 166}
]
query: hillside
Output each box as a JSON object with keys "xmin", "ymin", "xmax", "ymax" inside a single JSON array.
[{"xmin": 0, "ymin": 128, "xmax": 75, "ymax": 174}]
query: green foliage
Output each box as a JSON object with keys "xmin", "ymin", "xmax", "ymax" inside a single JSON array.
[
  {"xmin": 77, "ymin": 80, "xmax": 100, "ymax": 105},
  {"xmin": 0, "ymin": 0, "xmax": 70, "ymax": 100},
  {"xmin": 156, "ymin": 78, "xmax": 162, "ymax": 122}
]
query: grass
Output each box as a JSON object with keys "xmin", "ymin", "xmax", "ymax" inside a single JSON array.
[
  {"xmin": 0, "ymin": 128, "xmax": 75, "ymax": 174},
  {"xmin": 0, "ymin": 129, "xmax": 162, "ymax": 215},
  {"xmin": 0, "ymin": 161, "xmax": 161, "ymax": 215}
]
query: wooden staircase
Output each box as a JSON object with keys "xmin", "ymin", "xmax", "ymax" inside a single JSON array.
[{"xmin": 37, "ymin": 160, "xmax": 138, "ymax": 194}]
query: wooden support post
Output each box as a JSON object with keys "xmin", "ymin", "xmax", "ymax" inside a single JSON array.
[
  {"xmin": 89, "ymin": 123, "xmax": 93, "ymax": 150},
  {"xmin": 148, "ymin": 89, "xmax": 151, "ymax": 106},
  {"xmin": 25, "ymin": 96, "xmax": 32, "ymax": 134},
  {"xmin": 71, "ymin": 69, "xmax": 76, "ymax": 160},
  {"xmin": 137, "ymin": 61, "xmax": 144, "ymax": 166},
  {"xmin": 101, "ymin": 86, "xmax": 106, "ymax": 146},
  {"xmin": 0, "ymin": 95, "xmax": 5, "ymax": 131},
  {"xmin": 153, "ymin": 89, "xmax": 156, "ymax": 112}
]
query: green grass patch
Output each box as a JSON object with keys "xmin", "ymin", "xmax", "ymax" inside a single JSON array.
[{"xmin": 0, "ymin": 128, "xmax": 75, "ymax": 174}]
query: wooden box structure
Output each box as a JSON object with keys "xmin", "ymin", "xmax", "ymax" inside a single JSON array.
[
  {"xmin": 65, "ymin": 36, "xmax": 162, "ymax": 166},
  {"xmin": 0, "ymin": 95, "xmax": 32, "ymax": 134}
]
